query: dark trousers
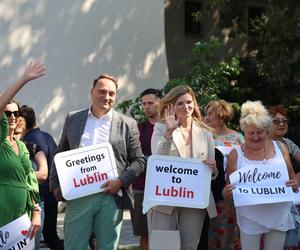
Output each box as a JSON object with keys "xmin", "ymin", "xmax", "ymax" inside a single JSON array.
[
  {"xmin": 197, "ymin": 213, "xmax": 209, "ymax": 250},
  {"xmin": 43, "ymin": 202, "xmax": 64, "ymax": 250}
]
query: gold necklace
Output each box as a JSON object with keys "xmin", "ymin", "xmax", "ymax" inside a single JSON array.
[{"xmin": 243, "ymin": 143, "xmax": 267, "ymax": 163}]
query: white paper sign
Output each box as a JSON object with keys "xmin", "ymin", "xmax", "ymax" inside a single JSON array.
[
  {"xmin": 229, "ymin": 164, "xmax": 293, "ymax": 207},
  {"xmin": 54, "ymin": 142, "xmax": 119, "ymax": 200},
  {"xmin": 0, "ymin": 214, "xmax": 34, "ymax": 250},
  {"xmin": 143, "ymin": 155, "xmax": 212, "ymax": 214}
]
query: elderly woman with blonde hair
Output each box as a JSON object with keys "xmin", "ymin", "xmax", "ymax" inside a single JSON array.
[{"xmin": 223, "ymin": 100, "xmax": 298, "ymax": 250}]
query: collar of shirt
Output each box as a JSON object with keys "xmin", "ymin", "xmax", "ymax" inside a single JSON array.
[
  {"xmin": 88, "ymin": 107, "xmax": 113, "ymax": 121},
  {"xmin": 80, "ymin": 108, "xmax": 113, "ymax": 147}
]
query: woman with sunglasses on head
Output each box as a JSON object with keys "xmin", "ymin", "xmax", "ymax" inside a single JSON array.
[
  {"xmin": 268, "ymin": 105, "xmax": 300, "ymax": 250},
  {"xmin": 0, "ymin": 61, "xmax": 45, "ymax": 240}
]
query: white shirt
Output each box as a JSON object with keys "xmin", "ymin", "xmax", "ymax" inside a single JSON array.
[{"xmin": 80, "ymin": 108, "xmax": 113, "ymax": 147}]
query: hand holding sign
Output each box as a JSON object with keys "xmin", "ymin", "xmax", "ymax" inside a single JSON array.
[
  {"xmin": 101, "ymin": 178, "xmax": 122, "ymax": 195},
  {"xmin": 29, "ymin": 209, "xmax": 41, "ymax": 239},
  {"xmin": 285, "ymin": 177, "xmax": 299, "ymax": 192},
  {"xmin": 222, "ymin": 184, "xmax": 236, "ymax": 199},
  {"xmin": 202, "ymin": 159, "xmax": 217, "ymax": 176}
]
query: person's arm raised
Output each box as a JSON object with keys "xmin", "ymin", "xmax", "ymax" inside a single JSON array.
[{"xmin": 0, "ymin": 61, "xmax": 45, "ymax": 114}]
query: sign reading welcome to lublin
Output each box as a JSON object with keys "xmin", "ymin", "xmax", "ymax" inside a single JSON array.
[
  {"xmin": 143, "ymin": 155, "xmax": 212, "ymax": 214},
  {"xmin": 54, "ymin": 143, "xmax": 119, "ymax": 200},
  {"xmin": 229, "ymin": 163, "xmax": 293, "ymax": 207},
  {"xmin": 0, "ymin": 214, "xmax": 34, "ymax": 250}
]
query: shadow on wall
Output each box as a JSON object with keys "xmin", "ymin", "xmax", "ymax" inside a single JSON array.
[{"xmin": 0, "ymin": 0, "xmax": 169, "ymax": 141}]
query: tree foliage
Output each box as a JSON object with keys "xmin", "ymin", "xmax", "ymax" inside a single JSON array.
[
  {"xmin": 198, "ymin": 0, "xmax": 300, "ymax": 107},
  {"xmin": 116, "ymin": 36, "xmax": 241, "ymax": 121},
  {"xmin": 197, "ymin": 0, "xmax": 300, "ymax": 141}
]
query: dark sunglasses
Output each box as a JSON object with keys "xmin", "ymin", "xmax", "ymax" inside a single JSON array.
[
  {"xmin": 4, "ymin": 111, "xmax": 20, "ymax": 117},
  {"xmin": 272, "ymin": 119, "xmax": 288, "ymax": 126}
]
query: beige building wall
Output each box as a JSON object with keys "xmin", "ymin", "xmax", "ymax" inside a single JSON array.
[{"xmin": 0, "ymin": 0, "xmax": 169, "ymax": 141}]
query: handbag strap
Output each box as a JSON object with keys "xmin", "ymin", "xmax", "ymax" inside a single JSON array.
[
  {"xmin": 174, "ymin": 208, "xmax": 180, "ymax": 230},
  {"xmin": 275, "ymin": 140, "xmax": 284, "ymax": 155}
]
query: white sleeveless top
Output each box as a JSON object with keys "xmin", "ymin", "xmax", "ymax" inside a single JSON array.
[{"xmin": 236, "ymin": 141, "xmax": 295, "ymax": 235}]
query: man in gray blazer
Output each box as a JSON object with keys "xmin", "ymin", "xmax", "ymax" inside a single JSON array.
[{"xmin": 49, "ymin": 74, "xmax": 145, "ymax": 250}]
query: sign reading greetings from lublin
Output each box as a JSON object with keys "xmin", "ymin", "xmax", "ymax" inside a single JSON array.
[
  {"xmin": 229, "ymin": 163, "xmax": 293, "ymax": 207},
  {"xmin": 143, "ymin": 155, "xmax": 212, "ymax": 214},
  {"xmin": 54, "ymin": 142, "xmax": 119, "ymax": 200}
]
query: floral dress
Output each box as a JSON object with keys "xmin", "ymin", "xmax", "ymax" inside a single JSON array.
[
  {"xmin": 0, "ymin": 114, "xmax": 39, "ymax": 227},
  {"xmin": 208, "ymin": 130, "xmax": 244, "ymax": 250}
]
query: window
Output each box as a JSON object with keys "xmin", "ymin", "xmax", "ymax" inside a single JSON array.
[
  {"xmin": 248, "ymin": 6, "xmax": 265, "ymax": 35},
  {"xmin": 185, "ymin": 1, "xmax": 202, "ymax": 34}
]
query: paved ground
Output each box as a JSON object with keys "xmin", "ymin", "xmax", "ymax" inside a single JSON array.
[{"xmin": 40, "ymin": 209, "xmax": 139, "ymax": 249}]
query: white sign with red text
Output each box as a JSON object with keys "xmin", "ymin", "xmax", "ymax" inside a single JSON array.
[
  {"xmin": 0, "ymin": 214, "xmax": 34, "ymax": 250},
  {"xmin": 54, "ymin": 143, "xmax": 119, "ymax": 200},
  {"xmin": 143, "ymin": 155, "xmax": 212, "ymax": 214},
  {"xmin": 229, "ymin": 164, "xmax": 293, "ymax": 207}
]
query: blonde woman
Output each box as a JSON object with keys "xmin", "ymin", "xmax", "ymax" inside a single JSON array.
[
  {"xmin": 204, "ymin": 99, "xmax": 244, "ymax": 148},
  {"xmin": 224, "ymin": 101, "xmax": 298, "ymax": 250},
  {"xmin": 149, "ymin": 85, "xmax": 218, "ymax": 250}
]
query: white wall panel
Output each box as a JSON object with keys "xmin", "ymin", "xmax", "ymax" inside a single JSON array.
[{"xmin": 0, "ymin": 0, "xmax": 168, "ymax": 141}]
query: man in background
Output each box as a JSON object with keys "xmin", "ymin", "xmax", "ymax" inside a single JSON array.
[{"xmin": 130, "ymin": 88, "xmax": 161, "ymax": 250}]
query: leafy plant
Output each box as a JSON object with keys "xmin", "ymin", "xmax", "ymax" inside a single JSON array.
[{"xmin": 116, "ymin": 36, "xmax": 241, "ymax": 120}]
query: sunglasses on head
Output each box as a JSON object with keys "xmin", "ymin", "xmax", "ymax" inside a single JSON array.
[{"xmin": 4, "ymin": 111, "xmax": 20, "ymax": 117}]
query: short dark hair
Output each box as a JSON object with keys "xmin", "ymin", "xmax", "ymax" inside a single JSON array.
[
  {"xmin": 140, "ymin": 88, "xmax": 162, "ymax": 98},
  {"xmin": 20, "ymin": 105, "xmax": 36, "ymax": 130},
  {"xmin": 93, "ymin": 74, "xmax": 118, "ymax": 89}
]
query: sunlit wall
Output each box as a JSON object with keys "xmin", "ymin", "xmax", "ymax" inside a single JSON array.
[{"xmin": 0, "ymin": 0, "xmax": 169, "ymax": 141}]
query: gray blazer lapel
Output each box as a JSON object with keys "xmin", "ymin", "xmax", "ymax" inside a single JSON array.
[
  {"xmin": 109, "ymin": 110, "xmax": 121, "ymax": 142},
  {"xmin": 73, "ymin": 109, "xmax": 89, "ymax": 148}
]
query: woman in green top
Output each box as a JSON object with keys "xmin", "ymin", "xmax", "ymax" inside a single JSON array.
[{"xmin": 0, "ymin": 61, "xmax": 45, "ymax": 239}]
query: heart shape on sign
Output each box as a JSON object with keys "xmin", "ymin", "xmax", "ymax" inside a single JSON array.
[{"xmin": 21, "ymin": 230, "xmax": 28, "ymax": 236}]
